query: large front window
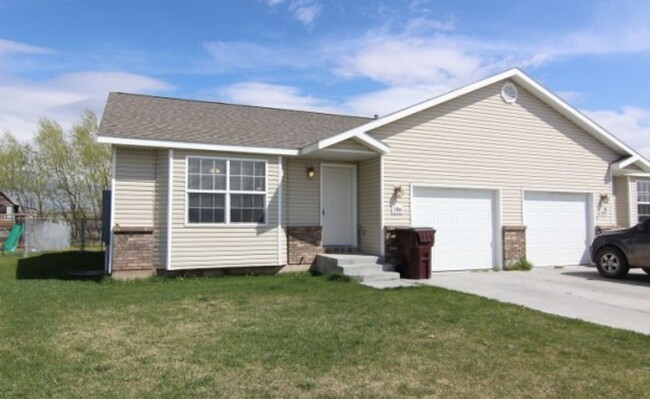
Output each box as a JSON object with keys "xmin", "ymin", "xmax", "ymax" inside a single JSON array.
[
  {"xmin": 187, "ymin": 157, "xmax": 266, "ymax": 224},
  {"xmin": 638, "ymin": 181, "xmax": 650, "ymax": 223}
]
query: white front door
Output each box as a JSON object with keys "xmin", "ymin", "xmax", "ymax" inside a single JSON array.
[
  {"xmin": 321, "ymin": 165, "xmax": 356, "ymax": 246},
  {"xmin": 412, "ymin": 186, "xmax": 496, "ymax": 271},
  {"xmin": 524, "ymin": 191, "xmax": 591, "ymax": 266}
]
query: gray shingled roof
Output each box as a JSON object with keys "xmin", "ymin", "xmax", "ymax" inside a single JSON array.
[{"xmin": 99, "ymin": 93, "xmax": 372, "ymax": 149}]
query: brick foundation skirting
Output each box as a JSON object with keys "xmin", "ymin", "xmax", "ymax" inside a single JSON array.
[
  {"xmin": 287, "ymin": 226, "xmax": 322, "ymax": 265},
  {"xmin": 503, "ymin": 225, "xmax": 526, "ymax": 265},
  {"xmin": 384, "ymin": 226, "xmax": 401, "ymax": 266},
  {"xmin": 112, "ymin": 226, "xmax": 155, "ymax": 278}
]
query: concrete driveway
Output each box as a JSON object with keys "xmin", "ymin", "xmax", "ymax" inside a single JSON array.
[{"xmin": 418, "ymin": 266, "xmax": 650, "ymax": 335}]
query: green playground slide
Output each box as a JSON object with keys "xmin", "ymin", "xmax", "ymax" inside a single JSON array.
[{"xmin": 4, "ymin": 223, "xmax": 24, "ymax": 253}]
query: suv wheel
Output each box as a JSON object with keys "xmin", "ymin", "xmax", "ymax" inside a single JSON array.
[{"xmin": 596, "ymin": 247, "xmax": 629, "ymax": 279}]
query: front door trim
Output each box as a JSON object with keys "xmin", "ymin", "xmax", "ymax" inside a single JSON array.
[{"xmin": 320, "ymin": 163, "xmax": 358, "ymax": 247}]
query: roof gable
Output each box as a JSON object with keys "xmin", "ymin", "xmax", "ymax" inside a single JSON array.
[{"xmin": 332, "ymin": 69, "xmax": 650, "ymax": 172}]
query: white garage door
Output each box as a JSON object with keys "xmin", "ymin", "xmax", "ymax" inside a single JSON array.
[
  {"xmin": 412, "ymin": 186, "xmax": 496, "ymax": 271},
  {"xmin": 524, "ymin": 192, "xmax": 591, "ymax": 266}
]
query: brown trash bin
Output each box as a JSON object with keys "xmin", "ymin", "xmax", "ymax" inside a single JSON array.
[{"xmin": 394, "ymin": 227, "xmax": 435, "ymax": 279}]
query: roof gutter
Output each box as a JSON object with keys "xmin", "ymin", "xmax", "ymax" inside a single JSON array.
[{"xmin": 97, "ymin": 136, "xmax": 300, "ymax": 156}]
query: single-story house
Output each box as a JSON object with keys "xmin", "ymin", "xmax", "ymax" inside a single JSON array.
[{"xmin": 98, "ymin": 68, "xmax": 650, "ymax": 278}]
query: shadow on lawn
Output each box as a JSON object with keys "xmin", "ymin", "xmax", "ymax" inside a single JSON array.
[{"xmin": 16, "ymin": 251, "xmax": 105, "ymax": 281}]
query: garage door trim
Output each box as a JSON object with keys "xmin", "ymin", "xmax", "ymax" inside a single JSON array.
[
  {"xmin": 410, "ymin": 183, "xmax": 504, "ymax": 270},
  {"xmin": 522, "ymin": 189, "xmax": 596, "ymax": 265}
]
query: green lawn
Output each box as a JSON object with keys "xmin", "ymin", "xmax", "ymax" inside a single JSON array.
[{"xmin": 1, "ymin": 252, "xmax": 649, "ymax": 398}]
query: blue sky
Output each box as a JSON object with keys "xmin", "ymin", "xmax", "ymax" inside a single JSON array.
[{"xmin": 1, "ymin": 0, "xmax": 649, "ymax": 156}]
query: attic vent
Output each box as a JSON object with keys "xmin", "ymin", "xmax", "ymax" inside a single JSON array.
[{"xmin": 501, "ymin": 82, "xmax": 518, "ymax": 104}]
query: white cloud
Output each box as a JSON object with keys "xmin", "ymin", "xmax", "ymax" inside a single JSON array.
[
  {"xmin": 0, "ymin": 38, "xmax": 53, "ymax": 55},
  {"xmin": 288, "ymin": 0, "xmax": 321, "ymax": 26},
  {"xmin": 583, "ymin": 107, "xmax": 650, "ymax": 159},
  {"xmin": 0, "ymin": 71, "xmax": 173, "ymax": 140},
  {"xmin": 216, "ymin": 82, "xmax": 342, "ymax": 114},
  {"xmin": 264, "ymin": 0, "xmax": 322, "ymax": 27}
]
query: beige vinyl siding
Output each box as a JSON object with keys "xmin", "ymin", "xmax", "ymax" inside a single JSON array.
[
  {"xmin": 371, "ymin": 80, "xmax": 622, "ymax": 228},
  {"xmin": 153, "ymin": 150, "xmax": 168, "ymax": 269},
  {"xmin": 113, "ymin": 147, "xmax": 155, "ymax": 226},
  {"xmin": 358, "ymin": 156, "xmax": 382, "ymax": 255},
  {"xmin": 630, "ymin": 177, "xmax": 638, "ymax": 223},
  {"xmin": 286, "ymin": 158, "xmax": 321, "ymax": 226},
  {"xmin": 170, "ymin": 150, "xmax": 283, "ymax": 269},
  {"xmin": 328, "ymin": 139, "xmax": 372, "ymax": 152},
  {"xmin": 613, "ymin": 176, "xmax": 630, "ymax": 227}
]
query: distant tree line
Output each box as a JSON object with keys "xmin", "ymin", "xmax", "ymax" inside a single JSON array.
[{"xmin": 0, "ymin": 110, "xmax": 111, "ymax": 241}]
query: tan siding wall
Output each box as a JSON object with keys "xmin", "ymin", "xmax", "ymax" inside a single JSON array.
[
  {"xmin": 613, "ymin": 176, "xmax": 630, "ymax": 227},
  {"xmin": 153, "ymin": 150, "xmax": 168, "ymax": 269},
  {"xmin": 113, "ymin": 147, "xmax": 155, "ymax": 226},
  {"xmin": 371, "ymin": 80, "xmax": 621, "ymax": 227},
  {"xmin": 170, "ymin": 150, "xmax": 283, "ymax": 269},
  {"xmin": 358, "ymin": 156, "xmax": 382, "ymax": 255},
  {"xmin": 286, "ymin": 158, "xmax": 321, "ymax": 226}
]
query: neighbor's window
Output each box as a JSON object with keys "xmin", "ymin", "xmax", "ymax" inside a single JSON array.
[
  {"xmin": 187, "ymin": 157, "xmax": 266, "ymax": 224},
  {"xmin": 638, "ymin": 181, "xmax": 650, "ymax": 223},
  {"xmin": 0, "ymin": 205, "xmax": 6, "ymax": 214}
]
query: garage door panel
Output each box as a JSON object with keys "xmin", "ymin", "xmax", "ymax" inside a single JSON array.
[
  {"xmin": 413, "ymin": 187, "xmax": 496, "ymax": 271},
  {"xmin": 524, "ymin": 192, "xmax": 590, "ymax": 267}
]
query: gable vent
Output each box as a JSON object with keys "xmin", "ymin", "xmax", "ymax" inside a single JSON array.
[{"xmin": 501, "ymin": 82, "xmax": 518, "ymax": 104}]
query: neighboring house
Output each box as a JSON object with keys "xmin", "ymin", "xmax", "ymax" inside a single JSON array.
[
  {"xmin": 98, "ymin": 68, "xmax": 650, "ymax": 278},
  {"xmin": 0, "ymin": 191, "xmax": 21, "ymax": 228}
]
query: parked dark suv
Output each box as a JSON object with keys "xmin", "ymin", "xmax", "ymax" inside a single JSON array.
[{"xmin": 590, "ymin": 219, "xmax": 650, "ymax": 278}]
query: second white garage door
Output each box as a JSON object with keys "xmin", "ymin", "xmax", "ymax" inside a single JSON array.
[
  {"xmin": 524, "ymin": 191, "xmax": 591, "ymax": 266},
  {"xmin": 412, "ymin": 186, "xmax": 497, "ymax": 271}
]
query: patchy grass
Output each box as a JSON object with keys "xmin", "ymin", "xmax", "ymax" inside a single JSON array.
[{"xmin": 1, "ymin": 252, "xmax": 649, "ymax": 398}]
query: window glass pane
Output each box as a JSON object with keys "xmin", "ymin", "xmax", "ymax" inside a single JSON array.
[
  {"xmin": 638, "ymin": 204, "xmax": 650, "ymax": 215},
  {"xmin": 200, "ymin": 193, "xmax": 213, "ymax": 207},
  {"xmin": 230, "ymin": 176, "xmax": 241, "ymax": 191},
  {"xmin": 189, "ymin": 158, "xmax": 200, "ymax": 173},
  {"xmin": 254, "ymin": 195, "xmax": 264, "ymax": 208},
  {"xmin": 230, "ymin": 194, "xmax": 265, "ymax": 223},
  {"xmin": 214, "ymin": 175, "xmax": 226, "ymax": 190},
  {"xmin": 200, "ymin": 175, "xmax": 213, "ymax": 190},
  {"xmin": 189, "ymin": 208, "xmax": 199, "ymax": 223},
  {"xmin": 255, "ymin": 162, "xmax": 265, "ymax": 176},
  {"xmin": 189, "ymin": 194, "xmax": 200, "ymax": 207},
  {"xmin": 253, "ymin": 209, "xmax": 265, "ymax": 223},
  {"xmin": 242, "ymin": 176, "xmax": 255, "ymax": 191},
  {"xmin": 200, "ymin": 159, "xmax": 212, "ymax": 174},
  {"xmin": 243, "ymin": 161, "xmax": 254, "ymax": 175},
  {"xmin": 188, "ymin": 193, "xmax": 225, "ymax": 224},
  {"xmin": 189, "ymin": 175, "xmax": 200, "ymax": 190},
  {"xmin": 231, "ymin": 161, "xmax": 241, "ymax": 175},
  {"xmin": 254, "ymin": 177, "xmax": 265, "ymax": 192}
]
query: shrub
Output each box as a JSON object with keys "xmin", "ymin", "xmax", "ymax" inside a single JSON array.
[{"xmin": 504, "ymin": 257, "xmax": 533, "ymax": 271}]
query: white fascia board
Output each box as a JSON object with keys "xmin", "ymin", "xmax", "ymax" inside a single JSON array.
[
  {"xmin": 97, "ymin": 136, "xmax": 300, "ymax": 156},
  {"xmin": 300, "ymin": 131, "xmax": 390, "ymax": 155},
  {"xmin": 618, "ymin": 156, "xmax": 639, "ymax": 169}
]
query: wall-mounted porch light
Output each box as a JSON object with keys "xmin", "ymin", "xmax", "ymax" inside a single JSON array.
[
  {"xmin": 306, "ymin": 166, "xmax": 315, "ymax": 179},
  {"xmin": 394, "ymin": 185, "xmax": 404, "ymax": 199},
  {"xmin": 599, "ymin": 193, "xmax": 610, "ymax": 205}
]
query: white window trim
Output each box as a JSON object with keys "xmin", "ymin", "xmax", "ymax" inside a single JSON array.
[
  {"xmin": 637, "ymin": 180, "xmax": 650, "ymax": 222},
  {"xmin": 184, "ymin": 155, "xmax": 269, "ymax": 226}
]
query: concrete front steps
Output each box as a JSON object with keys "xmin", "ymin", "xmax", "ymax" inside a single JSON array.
[{"xmin": 316, "ymin": 254, "xmax": 409, "ymax": 286}]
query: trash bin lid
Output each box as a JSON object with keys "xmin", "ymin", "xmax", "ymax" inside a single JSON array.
[{"xmin": 415, "ymin": 229, "xmax": 435, "ymax": 243}]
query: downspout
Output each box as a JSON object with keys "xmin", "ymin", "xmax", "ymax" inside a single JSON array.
[
  {"xmin": 277, "ymin": 155, "xmax": 283, "ymax": 265},
  {"xmin": 166, "ymin": 149, "xmax": 174, "ymax": 270},
  {"xmin": 108, "ymin": 147, "xmax": 116, "ymax": 275}
]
